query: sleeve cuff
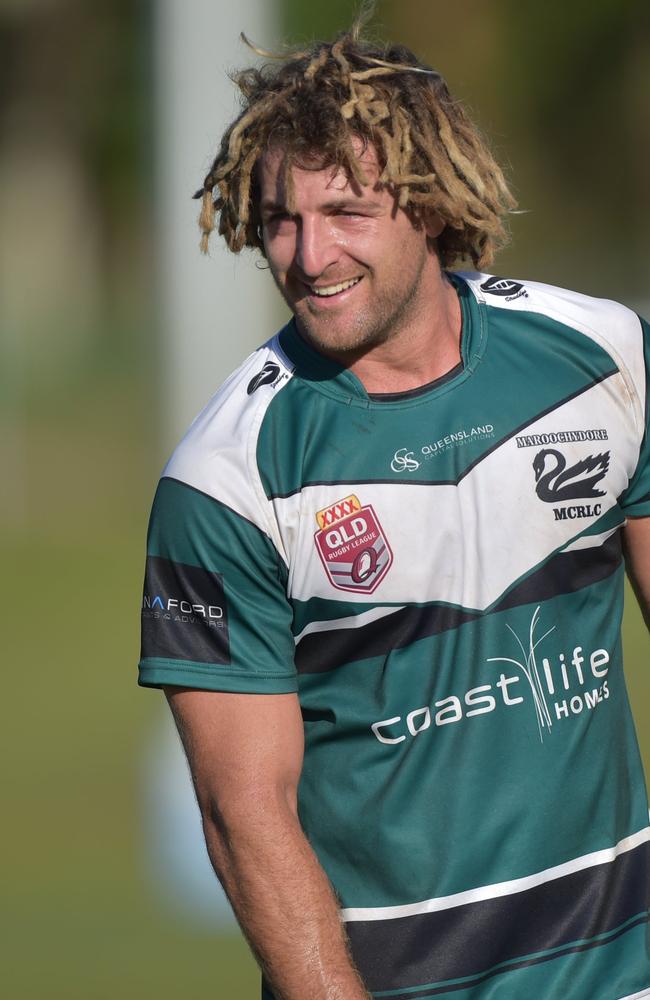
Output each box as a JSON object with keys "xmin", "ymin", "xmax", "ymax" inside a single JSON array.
[
  {"xmin": 138, "ymin": 658, "xmax": 299, "ymax": 694},
  {"xmin": 623, "ymin": 502, "xmax": 650, "ymax": 520}
]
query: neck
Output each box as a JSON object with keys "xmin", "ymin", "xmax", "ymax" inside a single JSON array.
[{"xmin": 312, "ymin": 266, "xmax": 462, "ymax": 396}]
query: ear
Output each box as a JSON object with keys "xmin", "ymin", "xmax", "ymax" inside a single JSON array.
[{"xmin": 423, "ymin": 210, "xmax": 445, "ymax": 239}]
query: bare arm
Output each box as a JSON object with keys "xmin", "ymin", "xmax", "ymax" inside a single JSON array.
[
  {"xmin": 164, "ymin": 687, "xmax": 370, "ymax": 1000},
  {"xmin": 623, "ymin": 516, "xmax": 650, "ymax": 630}
]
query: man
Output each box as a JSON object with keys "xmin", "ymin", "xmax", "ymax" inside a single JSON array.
[{"xmin": 139, "ymin": 19, "xmax": 650, "ymax": 1000}]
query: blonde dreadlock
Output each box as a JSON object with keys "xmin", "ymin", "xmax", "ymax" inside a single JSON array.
[{"xmin": 194, "ymin": 15, "xmax": 517, "ymax": 270}]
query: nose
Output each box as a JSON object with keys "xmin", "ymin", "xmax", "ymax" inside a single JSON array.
[{"xmin": 294, "ymin": 214, "xmax": 340, "ymax": 279}]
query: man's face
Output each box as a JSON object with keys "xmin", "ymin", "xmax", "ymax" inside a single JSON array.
[{"xmin": 258, "ymin": 141, "xmax": 443, "ymax": 359}]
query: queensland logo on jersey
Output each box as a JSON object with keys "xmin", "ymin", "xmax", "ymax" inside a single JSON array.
[
  {"xmin": 391, "ymin": 448, "xmax": 420, "ymax": 472},
  {"xmin": 247, "ymin": 361, "xmax": 283, "ymax": 395},
  {"xmin": 533, "ymin": 447, "xmax": 609, "ymax": 520},
  {"xmin": 314, "ymin": 494, "xmax": 393, "ymax": 594},
  {"xmin": 371, "ymin": 607, "xmax": 611, "ymax": 747},
  {"xmin": 390, "ymin": 426, "xmax": 495, "ymax": 472},
  {"xmin": 480, "ymin": 276, "xmax": 528, "ymax": 301}
]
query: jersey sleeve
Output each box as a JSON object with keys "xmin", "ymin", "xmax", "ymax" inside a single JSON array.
[
  {"xmin": 620, "ymin": 316, "xmax": 650, "ymax": 518},
  {"xmin": 138, "ymin": 475, "xmax": 297, "ymax": 693}
]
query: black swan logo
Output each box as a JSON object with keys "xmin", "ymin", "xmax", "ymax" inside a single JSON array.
[{"xmin": 533, "ymin": 449, "xmax": 610, "ymax": 502}]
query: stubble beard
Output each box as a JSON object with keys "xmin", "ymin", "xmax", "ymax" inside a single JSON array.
[
  {"xmin": 278, "ymin": 261, "xmax": 429, "ymax": 363},
  {"xmin": 295, "ymin": 297, "xmax": 392, "ymax": 358}
]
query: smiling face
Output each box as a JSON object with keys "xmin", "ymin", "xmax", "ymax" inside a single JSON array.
[{"xmin": 258, "ymin": 142, "xmax": 445, "ymax": 361}]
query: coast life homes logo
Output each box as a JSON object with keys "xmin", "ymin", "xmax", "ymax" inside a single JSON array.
[
  {"xmin": 314, "ymin": 494, "xmax": 393, "ymax": 594},
  {"xmin": 371, "ymin": 606, "xmax": 610, "ymax": 746}
]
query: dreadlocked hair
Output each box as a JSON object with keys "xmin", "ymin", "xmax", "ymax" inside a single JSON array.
[{"xmin": 194, "ymin": 15, "xmax": 517, "ymax": 270}]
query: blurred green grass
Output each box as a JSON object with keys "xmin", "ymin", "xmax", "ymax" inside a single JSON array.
[
  {"xmin": 1, "ymin": 368, "xmax": 259, "ymax": 997},
  {"xmin": 2, "ymin": 368, "xmax": 648, "ymax": 998}
]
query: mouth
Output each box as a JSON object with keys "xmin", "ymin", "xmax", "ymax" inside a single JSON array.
[{"xmin": 305, "ymin": 276, "xmax": 363, "ymax": 301}]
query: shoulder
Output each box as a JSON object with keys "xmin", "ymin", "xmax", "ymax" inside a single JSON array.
[
  {"xmin": 458, "ymin": 270, "xmax": 645, "ymax": 392},
  {"xmin": 458, "ymin": 270, "xmax": 642, "ymax": 351},
  {"xmin": 162, "ymin": 331, "xmax": 295, "ymax": 526}
]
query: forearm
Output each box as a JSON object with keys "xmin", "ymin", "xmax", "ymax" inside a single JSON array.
[{"xmin": 201, "ymin": 791, "xmax": 371, "ymax": 1000}]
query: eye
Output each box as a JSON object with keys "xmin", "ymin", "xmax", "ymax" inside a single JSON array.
[{"xmin": 263, "ymin": 210, "xmax": 294, "ymax": 226}]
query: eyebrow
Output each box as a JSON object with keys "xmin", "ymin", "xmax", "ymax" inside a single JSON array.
[{"xmin": 260, "ymin": 197, "xmax": 384, "ymax": 216}]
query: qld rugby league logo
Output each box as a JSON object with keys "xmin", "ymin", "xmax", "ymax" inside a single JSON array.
[{"xmin": 314, "ymin": 494, "xmax": 393, "ymax": 594}]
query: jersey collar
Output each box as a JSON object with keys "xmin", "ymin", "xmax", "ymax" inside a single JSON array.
[{"xmin": 278, "ymin": 272, "xmax": 486, "ymax": 407}]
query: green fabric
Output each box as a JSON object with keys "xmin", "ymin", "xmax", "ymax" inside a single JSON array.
[
  {"xmin": 139, "ymin": 477, "xmax": 296, "ymax": 688},
  {"xmin": 296, "ymin": 569, "xmax": 644, "ymax": 904}
]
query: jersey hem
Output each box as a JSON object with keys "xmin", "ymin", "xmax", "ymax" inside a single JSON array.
[
  {"xmin": 138, "ymin": 660, "xmax": 298, "ymax": 694},
  {"xmin": 623, "ymin": 505, "xmax": 650, "ymax": 519}
]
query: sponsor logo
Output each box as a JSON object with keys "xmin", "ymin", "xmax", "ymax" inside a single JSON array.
[
  {"xmin": 421, "ymin": 424, "xmax": 494, "ymax": 459},
  {"xmin": 314, "ymin": 494, "xmax": 393, "ymax": 594},
  {"xmin": 141, "ymin": 555, "xmax": 230, "ymax": 664},
  {"xmin": 533, "ymin": 448, "xmax": 609, "ymax": 502},
  {"xmin": 247, "ymin": 361, "xmax": 283, "ymax": 395},
  {"xmin": 480, "ymin": 276, "xmax": 528, "ymax": 301},
  {"xmin": 516, "ymin": 428, "xmax": 608, "ymax": 449},
  {"xmin": 142, "ymin": 594, "xmax": 224, "ymax": 622},
  {"xmin": 390, "ymin": 425, "xmax": 495, "ymax": 470},
  {"xmin": 391, "ymin": 448, "xmax": 420, "ymax": 472},
  {"xmin": 371, "ymin": 607, "xmax": 610, "ymax": 746}
]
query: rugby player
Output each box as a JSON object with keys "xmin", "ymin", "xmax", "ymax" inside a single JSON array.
[{"xmin": 139, "ymin": 14, "xmax": 650, "ymax": 1000}]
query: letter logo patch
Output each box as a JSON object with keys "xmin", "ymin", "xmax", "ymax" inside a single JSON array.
[{"xmin": 314, "ymin": 494, "xmax": 393, "ymax": 593}]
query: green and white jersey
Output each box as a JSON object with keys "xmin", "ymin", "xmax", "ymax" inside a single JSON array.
[{"xmin": 139, "ymin": 273, "xmax": 650, "ymax": 1000}]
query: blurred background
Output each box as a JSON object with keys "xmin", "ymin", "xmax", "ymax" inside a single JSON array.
[{"xmin": 2, "ymin": 0, "xmax": 648, "ymax": 996}]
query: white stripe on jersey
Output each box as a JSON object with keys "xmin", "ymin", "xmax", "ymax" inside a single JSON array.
[
  {"xmin": 281, "ymin": 374, "xmax": 633, "ymax": 605},
  {"xmin": 340, "ymin": 826, "xmax": 650, "ymax": 922},
  {"xmin": 560, "ymin": 526, "xmax": 621, "ymax": 553},
  {"xmin": 294, "ymin": 605, "xmax": 406, "ymax": 645}
]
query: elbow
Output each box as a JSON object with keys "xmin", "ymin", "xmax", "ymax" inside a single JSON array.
[{"xmin": 195, "ymin": 779, "xmax": 299, "ymax": 843}]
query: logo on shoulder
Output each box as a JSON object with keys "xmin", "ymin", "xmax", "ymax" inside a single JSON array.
[
  {"xmin": 480, "ymin": 276, "xmax": 528, "ymax": 301},
  {"xmin": 532, "ymin": 447, "xmax": 609, "ymax": 521},
  {"xmin": 314, "ymin": 494, "xmax": 393, "ymax": 594},
  {"xmin": 247, "ymin": 361, "xmax": 282, "ymax": 395}
]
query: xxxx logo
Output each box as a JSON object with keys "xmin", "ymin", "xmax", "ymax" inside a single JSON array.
[
  {"xmin": 316, "ymin": 495, "xmax": 361, "ymax": 530},
  {"xmin": 314, "ymin": 494, "xmax": 393, "ymax": 594}
]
